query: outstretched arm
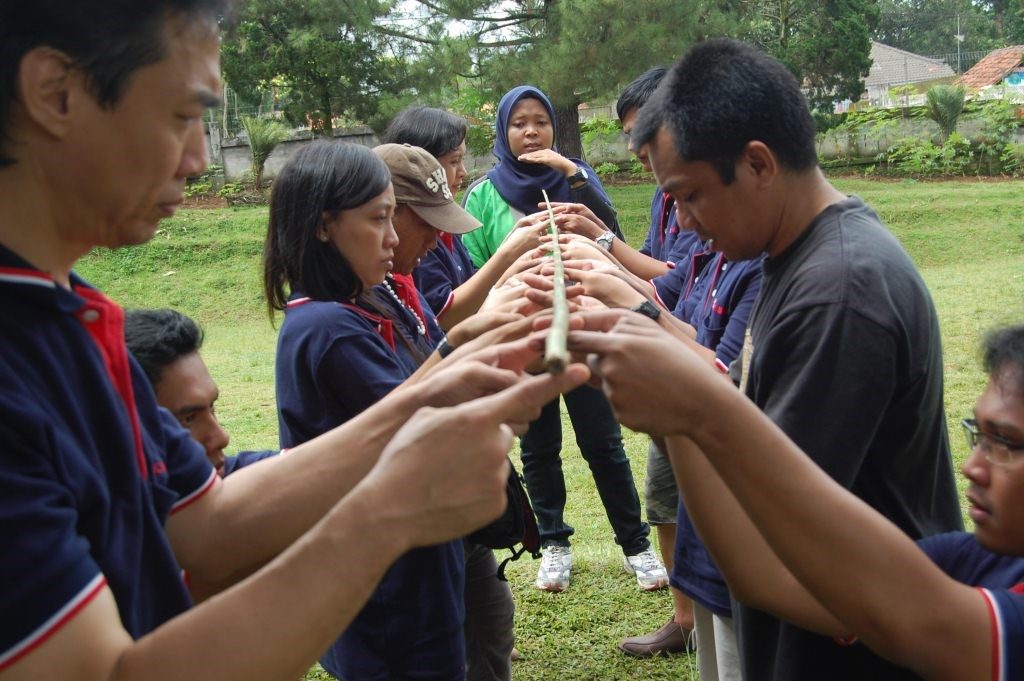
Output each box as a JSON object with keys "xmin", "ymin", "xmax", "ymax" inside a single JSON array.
[
  {"xmin": 564, "ymin": 310, "xmax": 990, "ymax": 681},
  {"xmin": 5, "ymin": 360, "xmax": 590, "ymax": 681},
  {"xmin": 546, "ymin": 202, "xmax": 670, "ymax": 279},
  {"xmin": 168, "ymin": 337, "xmax": 567, "ymax": 588}
]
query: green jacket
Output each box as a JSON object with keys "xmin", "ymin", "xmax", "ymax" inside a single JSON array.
[{"xmin": 461, "ymin": 177, "xmax": 522, "ymax": 269}]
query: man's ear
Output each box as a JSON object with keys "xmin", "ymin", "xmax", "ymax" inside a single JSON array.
[
  {"xmin": 17, "ymin": 47, "xmax": 78, "ymax": 141},
  {"xmin": 738, "ymin": 141, "xmax": 779, "ymax": 189}
]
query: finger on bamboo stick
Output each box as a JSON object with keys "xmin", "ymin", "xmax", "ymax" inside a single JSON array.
[{"xmin": 542, "ymin": 190, "xmax": 569, "ymax": 374}]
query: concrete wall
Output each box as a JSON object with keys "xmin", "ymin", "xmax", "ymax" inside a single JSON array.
[
  {"xmin": 209, "ymin": 124, "xmax": 634, "ymax": 184},
  {"xmin": 217, "ymin": 126, "xmax": 379, "ymax": 183}
]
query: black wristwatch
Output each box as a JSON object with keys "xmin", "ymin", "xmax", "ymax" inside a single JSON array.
[
  {"xmin": 567, "ymin": 166, "xmax": 589, "ymax": 189},
  {"xmin": 437, "ymin": 335, "xmax": 456, "ymax": 358},
  {"xmin": 630, "ymin": 300, "xmax": 661, "ymax": 321}
]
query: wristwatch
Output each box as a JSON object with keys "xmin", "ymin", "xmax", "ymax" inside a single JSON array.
[
  {"xmin": 595, "ymin": 230, "xmax": 615, "ymax": 250},
  {"xmin": 567, "ymin": 166, "xmax": 589, "ymax": 189},
  {"xmin": 630, "ymin": 300, "xmax": 661, "ymax": 321},
  {"xmin": 437, "ymin": 335, "xmax": 457, "ymax": 359}
]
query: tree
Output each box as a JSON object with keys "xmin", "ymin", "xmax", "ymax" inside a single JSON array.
[
  {"xmin": 221, "ymin": 0, "xmax": 410, "ymax": 135},
  {"xmin": 240, "ymin": 115, "xmax": 291, "ymax": 188},
  {"xmin": 873, "ymin": 0, "xmax": 1000, "ymax": 58},
  {"xmin": 377, "ymin": 0, "xmax": 740, "ymax": 159},
  {"xmin": 742, "ymin": 0, "xmax": 879, "ymax": 111},
  {"xmin": 924, "ymin": 84, "xmax": 965, "ymax": 141}
]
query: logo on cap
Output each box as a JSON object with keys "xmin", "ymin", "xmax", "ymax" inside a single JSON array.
[{"xmin": 425, "ymin": 168, "xmax": 453, "ymax": 201}]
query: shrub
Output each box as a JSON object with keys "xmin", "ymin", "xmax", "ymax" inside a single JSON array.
[
  {"xmin": 184, "ymin": 163, "xmax": 224, "ymax": 198},
  {"xmin": 924, "ymin": 85, "xmax": 966, "ymax": 142},
  {"xmin": 241, "ymin": 116, "xmax": 291, "ymax": 189},
  {"xmin": 628, "ymin": 159, "xmax": 648, "ymax": 176},
  {"xmin": 594, "ymin": 161, "xmax": 620, "ymax": 177},
  {"xmin": 184, "ymin": 182, "xmax": 213, "ymax": 198}
]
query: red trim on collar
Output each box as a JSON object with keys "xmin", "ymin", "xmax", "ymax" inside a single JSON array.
[
  {"xmin": 286, "ymin": 297, "xmax": 396, "ymax": 351},
  {"xmin": 72, "ymin": 286, "xmax": 149, "ymax": 479},
  {"xmin": 439, "ymin": 231, "xmax": 455, "ymax": 251},
  {"xmin": 0, "ymin": 266, "xmax": 56, "ymax": 287}
]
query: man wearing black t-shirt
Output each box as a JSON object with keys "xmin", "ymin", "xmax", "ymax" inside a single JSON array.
[{"xmin": 626, "ymin": 39, "xmax": 963, "ymax": 681}]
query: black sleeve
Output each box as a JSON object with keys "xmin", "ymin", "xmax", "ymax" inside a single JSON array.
[{"xmin": 571, "ymin": 181, "xmax": 622, "ymax": 239}]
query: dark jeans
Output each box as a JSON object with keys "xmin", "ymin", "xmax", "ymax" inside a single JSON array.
[
  {"xmin": 463, "ymin": 540, "xmax": 514, "ymax": 681},
  {"xmin": 519, "ymin": 384, "xmax": 649, "ymax": 556}
]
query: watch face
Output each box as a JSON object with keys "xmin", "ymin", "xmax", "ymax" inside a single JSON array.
[{"xmin": 632, "ymin": 300, "xmax": 660, "ymax": 320}]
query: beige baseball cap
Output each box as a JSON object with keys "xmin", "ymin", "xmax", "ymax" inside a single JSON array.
[{"xmin": 373, "ymin": 143, "xmax": 482, "ymax": 234}]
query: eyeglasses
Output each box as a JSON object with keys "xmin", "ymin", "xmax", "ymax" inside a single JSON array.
[{"xmin": 961, "ymin": 418, "xmax": 1024, "ymax": 466}]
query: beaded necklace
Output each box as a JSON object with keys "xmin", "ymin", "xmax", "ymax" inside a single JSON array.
[{"xmin": 381, "ymin": 277, "xmax": 426, "ymax": 336}]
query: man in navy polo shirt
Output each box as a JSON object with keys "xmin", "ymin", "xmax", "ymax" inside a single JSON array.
[{"xmin": 0, "ymin": 3, "xmax": 589, "ymax": 680}]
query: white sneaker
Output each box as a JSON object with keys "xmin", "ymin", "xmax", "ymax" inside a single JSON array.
[
  {"xmin": 624, "ymin": 548, "xmax": 669, "ymax": 591},
  {"xmin": 536, "ymin": 545, "xmax": 572, "ymax": 592}
]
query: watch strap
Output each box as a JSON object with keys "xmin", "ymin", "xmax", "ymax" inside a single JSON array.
[{"xmin": 630, "ymin": 300, "xmax": 661, "ymax": 321}]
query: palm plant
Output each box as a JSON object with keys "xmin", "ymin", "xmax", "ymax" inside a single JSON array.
[
  {"xmin": 925, "ymin": 85, "xmax": 966, "ymax": 143},
  {"xmin": 241, "ymin": 115, "xmax": 291, "ymax": 188}
]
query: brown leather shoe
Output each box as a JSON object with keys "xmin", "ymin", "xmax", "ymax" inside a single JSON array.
[{"xmin": 618, "ymin": 617, "xmax": 695, "ymax": 657}]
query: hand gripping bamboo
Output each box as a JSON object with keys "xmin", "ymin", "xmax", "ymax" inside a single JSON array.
[{"xmin": 542, "ymin": 190, "xmax": 568, "ymax": 374}]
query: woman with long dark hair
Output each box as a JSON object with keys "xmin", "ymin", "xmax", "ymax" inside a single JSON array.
[{"xmin": 264, "ymin": 140, "xmax": 488, "ymax": 680}]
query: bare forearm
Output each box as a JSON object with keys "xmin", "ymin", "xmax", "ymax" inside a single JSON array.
[
  {"xmin": 170, "ymin": 389, "xmax": 420, "ymax": 583},
  {"xmin": 122, "ymin": 489, "xmax": 410, "ymax": 681},
  {"xmin": 664, "ymin": 435, "xmax": 845, "ymax": 635},
  {"xmin": 607, "ymin": 240, "xmax": 671, "ymax": 280},
  {"xmin": 439, "ymin": 255, "xmax": 517, "ymax": 329},
  {"xmin": 687, "ymin": 387, "xmax": 987, "ymax": 676}
]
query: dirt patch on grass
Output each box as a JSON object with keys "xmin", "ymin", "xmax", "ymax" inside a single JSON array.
[{"xmin": 183, "ymin": 195, "xmax": 229, "ymax": 209}]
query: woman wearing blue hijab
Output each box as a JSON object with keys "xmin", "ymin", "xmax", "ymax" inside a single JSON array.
[
  {"xmin": 462, "ymin": 85, "xmax": 666, "ymax": 595},
  {"xmin": 461, "ymin": 85, "xmax": 621, "ymax": 266}
]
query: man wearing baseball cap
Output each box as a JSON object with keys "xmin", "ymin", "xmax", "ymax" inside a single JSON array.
[{"xmin": 374, "ymin": 143, "xmax": 481, "ymax": 273}]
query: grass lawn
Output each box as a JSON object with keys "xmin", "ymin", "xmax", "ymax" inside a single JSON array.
[{"xmin": 75, "ymin": 178, "xmax": 1024, "ymax": 681}]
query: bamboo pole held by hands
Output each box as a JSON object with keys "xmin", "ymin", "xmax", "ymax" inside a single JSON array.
[{"xmin": 542, "ymin": 190, "xmax": 568, "ymax": 374}]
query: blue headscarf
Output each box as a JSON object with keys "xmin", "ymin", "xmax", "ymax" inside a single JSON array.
[{"xmin": 486, "ymin": 85, "xmax": 611, "ymax": 216}]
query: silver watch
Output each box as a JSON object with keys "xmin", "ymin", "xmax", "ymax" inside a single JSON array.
[{"xmin": 595, "ymin": 231, "xmax": 615, "ymax": 250}]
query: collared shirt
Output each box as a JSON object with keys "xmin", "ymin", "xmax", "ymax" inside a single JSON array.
[
  {"xmin": 274, "ymin": 282, "xmax": 464, "ymax": 680},
  {"xmin": 0, "ymin": 245, "xmax": 214, "ymax": 671},
  {"xmin": 920, "ymin": 533, "xmax": 1024, "ymax": 681},
  {"xmin": 413, "ymin": 235, "xmax": 477, "ymax": 318}
]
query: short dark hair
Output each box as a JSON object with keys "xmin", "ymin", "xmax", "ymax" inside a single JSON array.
[
  {"xmin": 124, "ymin": 308, "xmax": 204, "ymax": 387},
  {"xmin": 380, "ymin": 106, "xmax": 468, "ymax": 158},
  {"xmin": 616, "ymin": 67, "xmax": 667, "ymax": 122},
  {"xmin": 0, "ymin": 0, "xmax": 233, "ymax": 166},
  {"xmin": 983, "ymin": 324, "xmax": 1024, "ymax": 397},
  {"xmin": 635, "ymin": 39, "xmax": 818, "ymax": 184},
  {"xmin": 263, "ymin": 140, "xmax": 392, "ymax": 317}
]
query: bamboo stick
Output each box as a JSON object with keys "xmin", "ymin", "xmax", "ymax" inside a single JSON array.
[{"xmin": 542, "ymin": 190, "xmax": 568, "ymax": 374}]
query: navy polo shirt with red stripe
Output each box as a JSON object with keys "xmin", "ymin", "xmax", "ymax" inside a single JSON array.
[
  {"xmin": 0, "ymin": 245, "xmax": 215, "ymax": 671},
  {"xmin": 413, "ymin": 234, "xmax": 477, "ymax": 318},
  {"xmin": 274, "ymin": 282, "xmax": 464, "ymax": 680}
]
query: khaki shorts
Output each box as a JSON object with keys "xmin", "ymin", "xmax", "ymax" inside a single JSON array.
[{"xmin": 644, "ymin": 439, "xmax": 679, "ymax": 525}]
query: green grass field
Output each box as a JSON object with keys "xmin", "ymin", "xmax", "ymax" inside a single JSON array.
[{"xmin": 75, "ymin": 178, "xmax": 1024, "ymax": 681}]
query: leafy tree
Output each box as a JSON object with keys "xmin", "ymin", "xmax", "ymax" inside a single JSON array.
[
  {"xmin": 221, "ymin": 0, "xmax": 410, "ymax": 135},
  {"xmin": 240, "ymin": 116, "xmax": 291, "ymax": 188},
  {"xmin": 873, "ymin": 0, "xmax": 1000, "ymax": 58},
  {"xmin": 378, "ymin": 0, "xmax": 740, "ymax": 158},
  {"xmin": 742, "ymin": 0, "xmax": 880, "ymax": 111}
]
